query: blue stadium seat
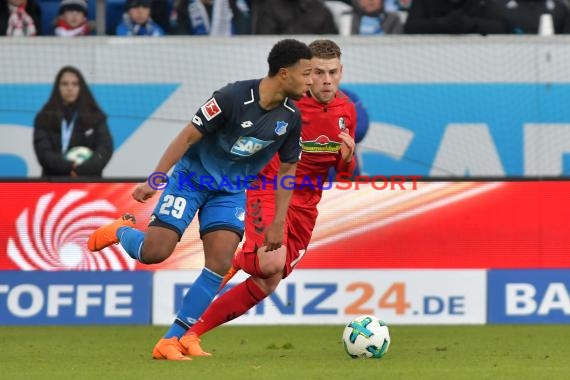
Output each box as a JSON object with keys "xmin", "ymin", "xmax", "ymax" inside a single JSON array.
[{"xmin": 38, "ymin": 0, "xmax": 96, "ymax": 36}]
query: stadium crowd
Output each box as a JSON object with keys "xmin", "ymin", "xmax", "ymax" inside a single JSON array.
[{"xmin": 2, "ymin": 0, "xmax": 570, "ymax": 38}]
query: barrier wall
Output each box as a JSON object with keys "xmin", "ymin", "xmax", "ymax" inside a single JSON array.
[
  {"xmin": 3, "ymin": 181, "xmax": 570, "ymax": 271},
  {"xmin": 2, "ymin": 269, "xmax": 569, "ymax": 325},
  {"xmin": 4, "ymin": 37, "xmax": 570, "ymax": 178},
  {"xmin": 1, "ymin": 181, "xmax": 570, "ymax": 325}
]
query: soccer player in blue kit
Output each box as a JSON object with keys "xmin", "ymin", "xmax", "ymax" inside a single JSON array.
[{"xmin": 87, "ymin": 39, "xmax": 313, "ymax": 360}]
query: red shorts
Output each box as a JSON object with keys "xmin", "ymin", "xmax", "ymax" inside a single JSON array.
[{"xmin": 235, "ymin": 188, "xmax": 317, "ymax": 278}]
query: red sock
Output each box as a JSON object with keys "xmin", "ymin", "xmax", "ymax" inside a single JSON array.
[{"xmin": 189, "ymin": 277, "xmax": 268, "ymax": 337}]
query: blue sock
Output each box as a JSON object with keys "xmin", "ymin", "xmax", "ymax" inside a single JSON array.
[
  {"xmin": 117, "ymin": 226, "xmax": 145, "ymax": 262},
  {"xmin": 165, "ymin": 267, "xmax": 223, "ymax": 339}
]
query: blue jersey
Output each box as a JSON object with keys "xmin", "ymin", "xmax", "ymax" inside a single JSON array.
[{"xmin": 180, "ymin": 79, "xmax": 302, "ymax": 193}]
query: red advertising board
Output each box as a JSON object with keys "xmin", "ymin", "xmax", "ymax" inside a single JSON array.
[{"xmin": 1, "ymin": 181, "xmax": 569, "ymax": 271}]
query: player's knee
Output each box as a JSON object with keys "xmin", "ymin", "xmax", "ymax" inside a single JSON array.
[
  {"xmin": 258, "ymin": 246, "xmax": 286, "ymax": 277},
  {"xmin": 140, "ymin": 238, "xmax": 174, "ymax": 264},
  {"xmin": 204, "ymin": 254, "xmax": 234, "ymax": 276},
  {"xmin": 203, "ymin": 230, "xmax": 241, "ymax": 275},
  {"xmin": 252, "ymin": 275, "xmax": 281, "ymax": 294}
]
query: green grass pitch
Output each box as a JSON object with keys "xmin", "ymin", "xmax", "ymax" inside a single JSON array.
[{"xmin": 1, "ymin": 325, "xmax": 569, "ymax": 380}]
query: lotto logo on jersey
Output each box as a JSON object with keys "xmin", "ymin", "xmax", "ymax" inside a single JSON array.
[
  {"xmin": 201, "ymin": 98, "xmax": 222, "ymax": 121},
  {"xmin": 230, "ymin": 136, "xmax": 274, "ymax": 156}
]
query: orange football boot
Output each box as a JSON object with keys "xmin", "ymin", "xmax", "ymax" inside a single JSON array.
[
  {"xmin": 152, "ymin": 337, "xmax": 191, "ymax": 361},
  {"xmin": 87, "ymin": 213, "xmax": 136, "ymax": 252},
  {"xmin": 180, "ymin": 332, "xmax": 212, "ymax": 357}
]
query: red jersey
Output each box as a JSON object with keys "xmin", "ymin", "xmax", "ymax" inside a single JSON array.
[
  {"xmin": 240, "ymin": 91, "xmax": 358, "ymax": 276},
  {"xmin": 258, "ymin": 91, "xmax": 357, "ymax": 207}
]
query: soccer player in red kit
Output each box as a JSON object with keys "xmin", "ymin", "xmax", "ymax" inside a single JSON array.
[{"xmin": 178, "ymin": 39, "xmax": 357, "ymax": 356}]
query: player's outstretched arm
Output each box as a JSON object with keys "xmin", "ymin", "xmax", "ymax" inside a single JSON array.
[
  {"xmin": 132, "ymin": 122, "xmax": 204, "ymax": 203},
  {"xmin": 264, "ymin": 161, "xmax": 297, "ymax": 251},
  {"xmin": 153, "ymin": 122, "xmax": 204, "ymax": 174}
]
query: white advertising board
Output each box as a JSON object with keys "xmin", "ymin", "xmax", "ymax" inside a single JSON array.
[{"xmin": 153, "ymin": 269, "xmax": 486, "ymax": 325}]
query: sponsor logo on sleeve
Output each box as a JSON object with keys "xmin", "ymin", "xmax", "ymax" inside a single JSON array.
[{"xmin": 201, "ymin": 98, "xmax": 222, "ymax": 121}]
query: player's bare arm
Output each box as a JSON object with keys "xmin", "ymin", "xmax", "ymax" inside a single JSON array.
[
  {"xmin": 132, "ymin": 122, "xmax": 204, "ymax": 203},
  {"xmin": 264, "ymin": 161, "xmax": 297, "ymax": 251}
]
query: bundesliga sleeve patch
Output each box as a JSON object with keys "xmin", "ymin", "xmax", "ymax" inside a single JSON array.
[{"xmin": 201, "ymin": 98, "xmax": 222, "ymax": 121}]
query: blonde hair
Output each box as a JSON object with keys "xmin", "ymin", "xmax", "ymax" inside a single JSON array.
[{"xmin": 309, "ymin": 39, "xmax": 342, "ymax": 60}]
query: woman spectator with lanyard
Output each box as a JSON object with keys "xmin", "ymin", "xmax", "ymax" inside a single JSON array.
[{"xmin": 33, "ymin": 66, "xmax": 113, "ymax": 178}]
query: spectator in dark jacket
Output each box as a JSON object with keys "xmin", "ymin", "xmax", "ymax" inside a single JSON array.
[
  {"xmin": 405, "ymin": 0, "xmax": 506, "ymax": 34},
  {"xmin": 33, "ymin": 66, "xmax": 113, "ymax": 178},
  {"xmin": 252, "ymin": 0, "xmax": 338, "ymax": 34},
  {"xmin": 494, "ymin": 0, "xmax": 570, "ymax": 34},
  {"xmin": 173, "ymin": 0, "xmax": 251, "ymax": 35}
]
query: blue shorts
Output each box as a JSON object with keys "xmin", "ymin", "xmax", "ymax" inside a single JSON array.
[{"xmin": 149, "ymin": 175, "xmax": 246, "ymax": 240}]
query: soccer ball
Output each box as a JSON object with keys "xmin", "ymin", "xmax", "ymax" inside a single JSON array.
[
  {"xmin": 342, "ymin": 315, "xmax": 391, "ymax": 359},
  {"xmin": 65, "ymin": 146, "xmax": 93, "ymax": 165}
]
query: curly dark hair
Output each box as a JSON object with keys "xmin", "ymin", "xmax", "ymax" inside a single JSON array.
[{"xmin": 267, "ymin": 39, "xmax": 313, "ymax": 77}]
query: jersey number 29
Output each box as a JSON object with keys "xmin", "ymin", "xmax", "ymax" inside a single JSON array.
[{"xmin": 158, "ymin": 195, "xmax": 187, "ymax": 219}]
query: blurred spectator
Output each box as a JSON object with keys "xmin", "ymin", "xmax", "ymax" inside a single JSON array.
[
  {"xmin": 208, "ymin": 0, "xmax": 234, "ymax": 35},
  {"xmin": 387, "ymin": 0, "xmax": 413, "ymax": 12},
  {"xmin": 150, "ymin": 0, "xmax": 171, "ymax": 34},
  {"xmin": 327, "ymin": 0, "xmax": 353, "ymax": 5},
  {"xmin": 33, "ymin": 66, "xmax": 113, "ymax": 178},
  {"xmin": 351, "ymin": 0, "xmax": 404, "ymax": 34},
  {"xmin": 252, "ymin": 0, "xmax": 338, "ymax": 34},
  {"xmin": 172, "ymin": 0, "xmax": 250, "ymax": 35},
  {"xmin": 0, "ymin": 0, "xmax": 42, "ymax": 36},
  {"xmin": 494, "ymin": 0, "xmax": 570, "ymax": 34},
  {"xmin": 116, "ymin": 0, "xmax": 165, "ymax": 36},
  {"xmin": 172, "ymin": 0, "xmax": 212, "ymax": 35},
  {"xmin": 54, "ymin": 0, "xmax": 91, "ymax": 36},
  {"xmin": 405, "ymin": 0, "xmax": 506, "ymax": 34},
  {"xmin": 230, "ymin": 0, "xmax": 251, "ymax": 34}
]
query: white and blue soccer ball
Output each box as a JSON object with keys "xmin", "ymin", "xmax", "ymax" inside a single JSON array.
[
  {"xmin": 65, "ymin": 146, "xmax": 93, "ymax": 165},
  {"xmin": 342, "ymin": 315, "xmax": 391, "ymax": 359}
]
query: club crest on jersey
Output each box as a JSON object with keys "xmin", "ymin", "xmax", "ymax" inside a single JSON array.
[
  {"xmin": 201, "ymin": 98, "xmax": 222, "ymax": 121},
  {"xmin": 275, "ymin": 121, "xmax": 288, "ymax": 136},
  {"xmin": 339, "ymin": 117, "xmax": 346, "ymax": 131},
  {"xmin": 231, "ymin": 136, "xmax": 274, "ymax": 156}
]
